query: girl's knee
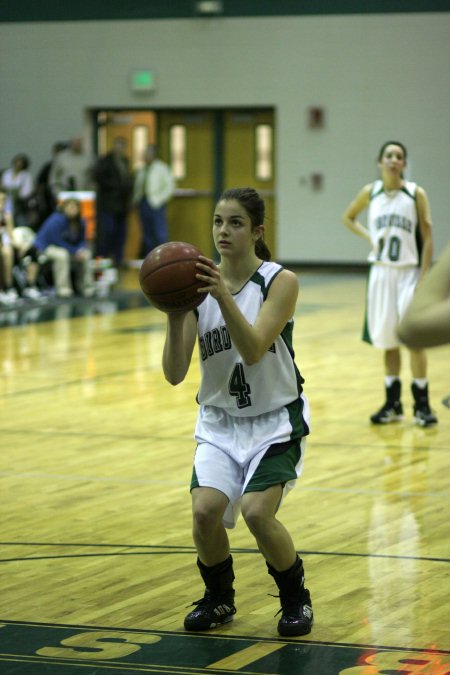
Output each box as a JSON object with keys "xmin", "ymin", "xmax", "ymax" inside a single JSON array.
[
  {"xmin": 242, "ymin": 504, "xmax": 267, "ymax": 536},
  {"xmin": 47, "ymin": 246, "xmax": 69, "ymax": 261},
  {"xmin": 192, "ymin": 504, "xmax": 223, "ymax": 533}
]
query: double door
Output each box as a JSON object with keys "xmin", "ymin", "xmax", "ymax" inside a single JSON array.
[{"xmin": 96, "ymin": 108, "xmax": 275, "ymax": 260}]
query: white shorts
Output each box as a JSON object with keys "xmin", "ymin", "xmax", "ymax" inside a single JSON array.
[
  {"xmin": 0, "ymin": 230, "xmax": 11, "ymax": 247},
  {"xmin": 364, "ymin": 264, "xmax": 419, "ymax": 349},
  {"xmin": 193, "ymin": 403, "xmax": 309, "ymax": 529},
  {"xmin": 11, "ymin": 226, "xmax": 36, "ymax": 249}
]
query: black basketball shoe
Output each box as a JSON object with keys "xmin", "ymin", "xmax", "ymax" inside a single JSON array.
[
  {"xmin": 267, "ymin": 556, "xmax": 314, "ymax": 637},
  {"xmin": 276, "ymin": 587, "xmax": 314, "ymax": 637},
  {"xmin": 370, "ymin": 400, "xmax": 404, "ymax": 424},
  {"xmin": 412, "ymin": 383, "xmax": 438, "ymax": 427},
  {"xmin": 370, "ymin": 379, "xmax": 403, "ymax": 424},
  {"xmin": 184, "ymin": 590, "xmax": 236, "ymax": 631}
]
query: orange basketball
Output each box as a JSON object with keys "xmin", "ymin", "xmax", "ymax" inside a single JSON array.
[{"xmin": 139, "ymin": 241, "xmax": 206, "ymax": 313}]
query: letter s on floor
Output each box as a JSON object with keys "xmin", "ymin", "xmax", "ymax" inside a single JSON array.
[{"xmin": 37, "ymin": 631, "xmax": 161, "ymax": 660}]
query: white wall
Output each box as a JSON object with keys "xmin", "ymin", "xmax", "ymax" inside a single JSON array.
[{"xmin": 1, "ymin": 14, "xmax": 449, "ymax": 262}]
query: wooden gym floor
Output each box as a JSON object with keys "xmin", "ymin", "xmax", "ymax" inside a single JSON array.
[{"xmin": 0, "ymin": 268, "xmax": 449, "ymax": 675}]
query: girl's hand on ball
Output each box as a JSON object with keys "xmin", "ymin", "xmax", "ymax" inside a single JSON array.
[{"xmin": 196, "ymin": 256, "xmax": 227, "ymax": 301}]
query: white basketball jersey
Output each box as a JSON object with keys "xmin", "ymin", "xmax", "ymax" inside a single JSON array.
[
  {"xmin": 367, "ymin": 180, "xmax": 421, "ymax": 266},
  {"xmin": 195, "ymin": 261, "xmax": 304, "ymax": 417}
]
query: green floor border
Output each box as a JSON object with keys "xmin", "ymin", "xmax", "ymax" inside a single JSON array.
[{"xmin": 1, "ymin": 620, "xmax": 449, "ymax": 675}]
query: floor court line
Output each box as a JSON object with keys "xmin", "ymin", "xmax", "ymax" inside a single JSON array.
[{"xmin": 1, "ymin": 546, "xmax": 448, "ymax": 565}]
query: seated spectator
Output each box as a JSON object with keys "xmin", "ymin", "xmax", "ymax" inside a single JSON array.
[
  {"xmin": 0, "ymin": 188, "xmax": 19, "ymax": 305},
  {"xmin": 34, "ymin": 198, "xmax": 95, "ymax": 298},
  {"xmin": 0, "ymin": 186, "xmax": 47, "ymax": 303},
  {"xmin": 11, "ymin": 224, "xmax": 46, "ymax": 301},
  {"xmin": 1, "ymin": 153, "xmax": 38, "ymax": 229}
]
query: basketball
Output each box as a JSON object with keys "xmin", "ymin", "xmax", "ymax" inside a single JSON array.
[{"xmin": 139, "ymin": 241, "xmax": 206, "ymax": 313}]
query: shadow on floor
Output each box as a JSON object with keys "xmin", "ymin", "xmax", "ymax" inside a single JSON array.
[{"xmin": 0, "ymin": 290, "xmax": 149, "ymax": 327}]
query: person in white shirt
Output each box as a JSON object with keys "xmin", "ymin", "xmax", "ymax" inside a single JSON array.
[
  {"xmin": 49, "ymin": 136, "xmax": 92, "ymax": 197},
  {"xmin": 0, "ymin": 187, "xmax": 19, "ymax": 304},
  {"xmin": 1, "ymin": 153, "xmax": 35, "ymax": 228},
  {"xmin": 133, "ymin": 145, "xmax": 175, "ymax": 256}
]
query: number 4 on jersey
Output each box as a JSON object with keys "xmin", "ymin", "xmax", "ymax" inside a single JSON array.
[{"xmin": 229, "ymin": 363, "xmax": 252, "ymax": 409}]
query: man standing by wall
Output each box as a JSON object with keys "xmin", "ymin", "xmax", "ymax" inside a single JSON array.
[
  {"xmin": 49, "ymin": 136, "xmax": 92, "ymax": 197},
  {"xmin": 133, "ymin": 144, "xmax": 175, "ymax": 257},
  {"xmin": 94, "ymin": 137, "xmax": 133, "ymax": 267}
]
